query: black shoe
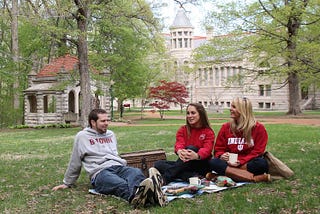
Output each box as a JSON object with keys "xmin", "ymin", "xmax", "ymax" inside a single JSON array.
[
  {"xmin": 131, "ymin": 178, "xmax": 155, "ymax": 208},
  {"xmin": 148, "ymin": 167, "xmax": 168, "ymax": 207}
]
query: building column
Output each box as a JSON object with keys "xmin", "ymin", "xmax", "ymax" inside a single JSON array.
[{"xmin": 36, "ymin": 92, "xmax": 44, "ymax": 124}]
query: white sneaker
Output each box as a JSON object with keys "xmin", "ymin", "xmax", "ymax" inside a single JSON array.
[
  {"xmin": 131, "ymin": 178, "xmax": 155, "ymax": 208},
  {"xmin": 148, "ymin": 167, "xmax": 168, "ymax": 207}
]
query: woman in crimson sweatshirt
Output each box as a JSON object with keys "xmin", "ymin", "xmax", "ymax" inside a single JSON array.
[
  {"xmin": 208, "ymin": 97, "xmax": 271, "ymax": 182},
  {"xmin": 154, "ymin": 103, "xmax": 215, "ymax": 184}
]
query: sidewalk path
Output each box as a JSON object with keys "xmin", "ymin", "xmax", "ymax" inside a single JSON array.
[{"xmin": 110, "ymin": 112, "xmax": 320, "ymax": 127}]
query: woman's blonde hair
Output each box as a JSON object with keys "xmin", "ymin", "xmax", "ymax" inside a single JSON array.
[{"xmin": 230, "ymin": 97, "xmax": 256, "ymax": 145}]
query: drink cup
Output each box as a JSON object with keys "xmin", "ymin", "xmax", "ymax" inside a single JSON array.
[
  {"xmin": 189, "ymin": 177, "xmax": 201, "ymax": 186},
  {"xmin": 229, "ymin": 153, "xmax": 238, "ymax": 164}
]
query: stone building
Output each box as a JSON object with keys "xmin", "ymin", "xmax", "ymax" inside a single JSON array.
[
  {"xmin": 24, "ymin": 54, "xmax": 111, "ymax": 126},
  {"xmin": 164, "ymin": 9, "xmax": 319, "ymax": 111}
]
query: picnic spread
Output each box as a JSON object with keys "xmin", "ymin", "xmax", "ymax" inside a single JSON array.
[
  {"xmin": 89, "ymin": 176, "xmax": 248, "ymax": 203},
  {"xmin": 162, "ymin": 176, "xmax": 247, "ymax": 202}
]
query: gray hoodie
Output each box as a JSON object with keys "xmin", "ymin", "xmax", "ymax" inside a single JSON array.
[{"xmin": 63, "ymin": 127, "xmax": 127, "ymax": 186}]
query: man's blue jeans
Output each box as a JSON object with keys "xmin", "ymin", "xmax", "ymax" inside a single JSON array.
[{"xmin": 93, "ymin": 165, "xmax": 145, "ymax": 202}]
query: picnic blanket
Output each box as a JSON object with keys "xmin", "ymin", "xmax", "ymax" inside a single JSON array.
[
  {"xmin": 89, "ymin": 180, "xmax": 248, "ymax": 203},
  {"xmin": 162, "ymin": 180, "xmax": 248, "ymax": 202}
]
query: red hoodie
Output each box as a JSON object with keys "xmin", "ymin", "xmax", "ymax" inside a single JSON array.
[
  {"xmin": 174, "ymin": 125, "xmax": 215, "ymax": 160},
  {"xmin": 214, "ymin": 122, "xmax": 268, "ymax": 165}
]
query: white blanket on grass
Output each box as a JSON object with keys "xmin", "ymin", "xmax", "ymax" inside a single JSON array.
[
  {"xmin": 89, "ymin": 181, "xmax": 248, "ymax": 202},
  {"xmin": 162, "ymin": 181, "xmax": 248, "ymax": 202}
]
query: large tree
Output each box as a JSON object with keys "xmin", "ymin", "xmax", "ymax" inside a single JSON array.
[
  {"xmin": 89, "ymin": 0, "xmax": 165, "ymax": 118},
  {"xmin": 0, "ymin": 0, "xmax": 164, "ymax": 127},
  {"xmin": 195, "ymin": 0, "xmax": 320, "ymax": 115}
]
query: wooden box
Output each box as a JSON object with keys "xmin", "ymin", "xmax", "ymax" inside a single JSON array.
[{"xmin": 120, "ymin": 149, "xmax": 166, "ymax": 176}]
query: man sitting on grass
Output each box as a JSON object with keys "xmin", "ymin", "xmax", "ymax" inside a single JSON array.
[{"xmin": 52, "ymin": 108, "xmax": 167, "ymax": 208}]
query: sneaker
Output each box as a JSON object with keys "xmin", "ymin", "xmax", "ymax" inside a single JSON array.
[
  {"xmin": 131, "ymin": 178, "xmax": 155, "ymax": 208},
  {"xmin": 148, "ymin": 167, "xmax": 168, "ymax": 207}
]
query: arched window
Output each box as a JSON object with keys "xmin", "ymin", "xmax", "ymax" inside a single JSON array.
[
  {"xmin": 28, "ymin": 94, "xmax": 37, "ymax": 113},
  {"xmin": 68, "ymin": 91, "xmax": 75, "ymax": 112}
]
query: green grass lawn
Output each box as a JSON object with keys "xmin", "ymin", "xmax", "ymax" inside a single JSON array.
[{"xmin": 0, "ymin": 119, "xmax": 319, "ymax": 213}]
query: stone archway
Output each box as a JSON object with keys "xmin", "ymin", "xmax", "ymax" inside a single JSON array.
[{"xmin": 68, "ymin": 91, "xmax": 76, "ymax": 113}]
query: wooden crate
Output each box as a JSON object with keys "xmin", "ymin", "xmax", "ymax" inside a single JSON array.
[{"xmin": 120, "ymin": 149, "xmax": 166, "ymax": 176}]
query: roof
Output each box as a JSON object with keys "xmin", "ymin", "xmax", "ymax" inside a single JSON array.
[
  {"xmin": 170, "ymin": 9, "xmax": 194, "ymax": 29},
  {"xmin": 24, "ymin": 82, "xmax": 58, "ymax": 92},
  {"xmin": 37, "ymin": 54, "xmax": 79, "ymax": 77}
]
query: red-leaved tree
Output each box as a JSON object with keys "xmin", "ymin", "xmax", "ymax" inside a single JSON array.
[{"xmin": 148, "ymin": 80, "xmax": 189, "ymax": 119}]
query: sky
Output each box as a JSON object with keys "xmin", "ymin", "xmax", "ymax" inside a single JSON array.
[
  {"xmin": 155, "ymin": 0, "xmax": 217, "ymax": 36},
  {"xmin": 155, "ymin": 0, "xmax": 255, "ymax": 36}
]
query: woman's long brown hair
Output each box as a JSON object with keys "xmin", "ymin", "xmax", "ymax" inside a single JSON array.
[{"xmin": 186, "ymin": 103, "xmax": 212, "ymax": 137}]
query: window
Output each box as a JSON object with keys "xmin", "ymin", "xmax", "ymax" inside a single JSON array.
[
  {"xmin": 209, "ymin": 67, "xmax": 213, "ymax": 85},
  {"xmin": 44, "ymin": 95, "xmax": 56, "ymax": 113},
  {"xmin": 220, "ymin": 67, "xmax": 225, "ymax": 82},
  {"xmin": 68, "ymin": 91, "xmax": 76, "ymax": 112},
  {"xmin": 258, "ymin": 102, "xmax": 264, "ymax": 108},
  {"xmin": 28, "ymin": 95, "xmax": 37, "ymax": 113},
  {"xmin": 259, "ymin": 85, "xmax": 264, "ymax": 96},
  {"xmin": 174, "ymin": 61, "xmax": 178, "ymax": 70},
  {"xmin": 227, "ymin": 67, "xmax": 232, "ymax": 78},
  {"xmin": 265, "ymin": 103, "xmax": 271, "ymax": 109},
  {"xmin": 215, "ymin": 67, "xmax": 219, "ymax": 86},
  {"xmin": 184, "ymin": 38, "xmax": 188, "ymax": 48},
  {"xmin": 266, "ymin": 85, "xmax": 271, "ymax": 96},
  {"xmin": 233, "ymin": 67, "xmax": 237, "ymax": 76},
  {"xmin": 204, "ymin": 68, "xmax": 208, "ymax": 86},
  {"xmin": 178, "ymin": 38, "xmax": 182, "ymax": 48},
  {"xmin": 198, "ymin": 68, "xmax": 202, "ymax": 86},
  {"xmin": 259, "ymin": 84, "xmax": 271, "ymax": 96}
]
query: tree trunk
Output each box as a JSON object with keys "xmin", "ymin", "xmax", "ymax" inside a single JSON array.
[
  {"xmin": 286, "ymin": 6, "xmax": 302, "ymax": 115},
  {"xmin": 287, "ymin": 72, "xmax": 301, "ymax": 115},
  {"xmin": 75, "ymin": 1, "xmax": 92, "ymax": 127},
  {"xmin": 11, "ymin": 0, "xmax": 19, "ymax": 110}
]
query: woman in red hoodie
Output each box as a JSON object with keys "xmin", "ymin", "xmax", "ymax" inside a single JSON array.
[
  {"xmin": 208, "ymin": 97, "xmax": 271, "ymax": 182},
  {"xmin": 154, "ymin": 103, "xmax": 215, "ymax": 184}
]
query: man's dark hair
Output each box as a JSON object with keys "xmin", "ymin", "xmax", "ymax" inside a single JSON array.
[{"xmin": 88, "ymin": 109, "xmax": 107, "ymax": 128}]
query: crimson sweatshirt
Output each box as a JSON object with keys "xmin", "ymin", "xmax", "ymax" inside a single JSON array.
[
  {"xmin": 214, "ymin": 122, "xmax": 268, "ymax": 165},
  {"xmin": 174, "ymin": 125, "xmax": 215, "ymax": 160}
]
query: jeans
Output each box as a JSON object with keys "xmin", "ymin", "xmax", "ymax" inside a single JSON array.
[
  {"xmin": 209, "ymin": 157, "xmax": 268, "ymax": 175},
  {"xmin": 154, "ymin": 145, "xmax": 210, "ymax": 184},
  {"xmin": 93, "ymin": 165, "xmax": 145, "ymax": 202}
]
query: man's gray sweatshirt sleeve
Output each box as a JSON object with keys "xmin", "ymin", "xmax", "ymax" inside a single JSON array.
[{"xmin": 63, "ymin": 135, "xmax": 83, "ymax": 186}]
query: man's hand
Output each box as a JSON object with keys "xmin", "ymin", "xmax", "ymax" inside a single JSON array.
[{"xmin": 52, "ymin": 184, "xmax": 69, "ymax": 191}]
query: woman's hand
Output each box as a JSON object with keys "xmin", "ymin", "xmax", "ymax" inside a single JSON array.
[
  {"xmin": 177, "ymin": 149, "xmax": 199, "ymax": 162},
  {"xmin": 220, "ymin": 152, "xmax": 241, "ymax": 167},
  {"xmin": 227, "ymin": 160, "xmax": 240, "ymax": 167},
  {"xmin": 220, "ymin": 152, "xmax": 230, "ymax": 161}
]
